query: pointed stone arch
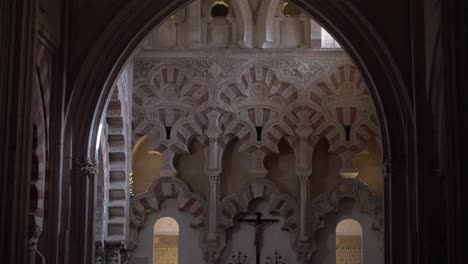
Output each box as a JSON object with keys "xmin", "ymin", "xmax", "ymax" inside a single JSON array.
[{"xmin": 67, "ymin": 0, "xmax": 416, "ymax": 262}]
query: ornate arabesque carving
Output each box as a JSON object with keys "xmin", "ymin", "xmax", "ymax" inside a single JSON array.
[
  {"xmin": 308, "ymin": 64, "xmax": 380, "ymax": 177},
  {"xmin": 129, "ymin": 53, "xmax": 383, "ymax": 262}
]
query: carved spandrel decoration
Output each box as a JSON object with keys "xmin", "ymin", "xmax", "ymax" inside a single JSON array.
[
  {"xmin": 129, "ymin": 53, "xmax": 383, "ymax": 262},
  {"xmin": 133, "ymin": 57, "xmax": 380, "ymax": 155}
]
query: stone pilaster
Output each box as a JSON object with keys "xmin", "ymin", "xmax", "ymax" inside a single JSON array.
[{"xmin": 0, "ymin": 0, "xmax": 37, "ymax": 262}]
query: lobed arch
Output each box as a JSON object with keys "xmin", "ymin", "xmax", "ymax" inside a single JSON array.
[
  {"xmin": 218, "ymin": 178, "xmax": 298, "ymax": 256},
  {"xmin": 67, "ymin": 0, "xmax": 415, "ymax": 263},
  {"xmin": 219, "ymin": 178, "xmax": 297, "ymax": 230},
  {"xmin": 308, "ymin": 179, "xmax": 383, "ymax": 256},
  {"xmin": 130, "ymin": 176, "xmax": 207, "ymax": 248}
]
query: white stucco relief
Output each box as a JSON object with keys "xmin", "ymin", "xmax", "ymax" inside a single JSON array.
[{"xmin": 127, "ymin": 50, "xmax": 383, "ymax": 262}]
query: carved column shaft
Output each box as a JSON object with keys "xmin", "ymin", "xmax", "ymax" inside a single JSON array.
[
  {"xmin": 206, "ymin": 139, "xmax": 221, "ymax": 240},
  {"xmin": 295, "ymin": 137, "xmax": 313, "ymax": 242},
  {"xmin": 82, "ymin": 159, "xmax": 100, "ymax": 264},
  {"xmin": 298, "ymin": 174, "xmax": 310, "ymax": 242},
  {"xmin": 208, "ymin": 173, "xmax": 219, "ymax": 240},
  {"xmin": 204, "ymin": 111, "xmax": 223, "ymax": 240}
]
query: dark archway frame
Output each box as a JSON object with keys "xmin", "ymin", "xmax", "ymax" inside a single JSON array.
[{"xmin": 67, "ymin": 0, "xmax": 417, "ymax": 263}]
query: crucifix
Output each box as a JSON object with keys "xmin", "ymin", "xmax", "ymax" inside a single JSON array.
[{"xmin": 238, "ymin": 212, "xmax": 279, "ymax": 264}]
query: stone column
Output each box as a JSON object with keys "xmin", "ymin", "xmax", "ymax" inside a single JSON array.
[
  {"xmin": 187, "ymin": 0, "xmax": 202, "ymax": 48},
  {"xmin": 0, "ymin": 0, "xmax": 37, "ymax": 262},
  {"xmin": 298, "ymin": 173, "xmax": 310, "ymax": 242},
  {"xmin": 287, "ymin": 123, "xmax": 316, "ymax": 263},
  {"xmin": 79, "ymin": 159, "xmax": 99, "ymax": 264},
  {"xmin": 204, "ymin": 111, "xmax": 223, "ymax": 241},
  {"xmin": 207, "ymin": 172, "xmax": 220, "ymax": 240},
  {"xmin": 295, "ymin": 137, "xmax": 313, "ymax": 243}
]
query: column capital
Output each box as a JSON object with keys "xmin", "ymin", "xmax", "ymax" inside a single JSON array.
[
  {"xmin": 208, "ymin": 173, "xmax": 220, "ymax": 182},
  {"xmin": 297, "ymin": 169, "xmax": 311, "ymax": 181},
  {"xmin": 75, "ymin": 158, "xmax": 99, "ymax": 178}
]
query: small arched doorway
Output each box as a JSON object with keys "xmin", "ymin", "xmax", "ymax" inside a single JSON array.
[
  {"xmin": 336, "ymin": 219, "xmax": 363, "ymax": 264},
  {"xmin": 153, "ymin": 217, "xmax": 179, "ymax": 264}
]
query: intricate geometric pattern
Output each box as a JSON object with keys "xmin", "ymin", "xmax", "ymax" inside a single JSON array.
[
  {"xmin": 132, "ymin": 58, "xmax": 381, "ymax": 178},
  {"xmin": 127, "ymin": 54, "xmax": 383, "ymax": 262}
]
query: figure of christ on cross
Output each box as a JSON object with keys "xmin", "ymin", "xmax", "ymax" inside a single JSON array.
[{"xmin": 238, "ymin": 212, "xmax": 279, "ymax": 264}]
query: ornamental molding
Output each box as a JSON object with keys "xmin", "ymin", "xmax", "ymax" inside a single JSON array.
[
  {"xmin": 134, "ymin": 48, "xmax": 349, "ymax": 60},
  {"xmin": 128, "ymin": 57, "xmax": 384, "ymax": 263}
]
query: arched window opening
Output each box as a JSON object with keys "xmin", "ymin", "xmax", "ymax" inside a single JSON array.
[
  {"xmin": 321, "ymin": 28, "xmax": 341, "ymax": 48},
  {"xmin": 132, "ymin": 135, "xmax": 164, "ymax": 196},
  {"xmin": 336, "ymin": 219, "xmax": 363, "ymax": 264},
  {"xmin": 282, "ymin": 2, "xmax": 301, "ymax": 18},
  {"xmin": 153, "ymin": 217, "xmax": 179, "ymax": 264},
  {"xmin": 211, "ymin": 1, "xmax": 229, "ymax": 17}
]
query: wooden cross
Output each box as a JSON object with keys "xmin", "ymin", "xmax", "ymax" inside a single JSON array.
[{"xmin": 238, "ymin": 212, "xmax": 279, "ymax": 264}]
